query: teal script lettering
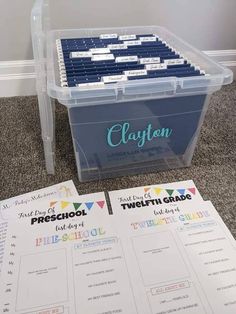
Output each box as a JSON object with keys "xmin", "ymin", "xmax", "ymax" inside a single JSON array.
[{"xmin": 107, "ymin": 122, "xmax": 172, "ymax": 148}]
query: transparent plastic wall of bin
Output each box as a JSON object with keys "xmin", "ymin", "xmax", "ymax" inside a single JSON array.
[
  {"xmin": 31, "ymin": 0, "xmax": 56, "ymax": 174},
  {"xmin": 31, "ymin": 0, "xmax": 233, "ymax": 181},
  {"xmin": 45, "ymin": 27, "xmax": 232, "ymax": 181}
]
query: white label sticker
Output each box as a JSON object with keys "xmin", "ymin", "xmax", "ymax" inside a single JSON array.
[
  {"xmin": 124, "ymin": 40, "xmax": 142, "ymax": 46},
  {"xmin": 108, "ymin": 44, "xmax": 128, "ymax": 50},
  {"xmin": 77, "ymin": 82, "xmax": 105, "ymax": 89},
  {"xmin": 90, "ymin": 48, "xmax": 111, "ymax": 54},
  {"xmin": 70, "ymin": 51, "xmax": 92, "ymax": 58},
  {"xmin": 91, "ymin": 54, "xmax": 115, "ymax": 61},
  {"xmin": 139, "ymin": 57, "xmax": 160, "ymax": 64},
  {"xmin": 100, "ymin": 34, "xmax": 118, "ymax": 39},
  {"xmin": 164, "ymin": 58, "xmax": 185, "ymax": 65},
  {"xmin": 119, "ymin": 34, "xmax": 136, "ymax": 40},
  {"xmin": 145, "ymin": 63, "xmax": 167, "ymax": 71},
  {"xmin": 115, "ymin": 56, "xmax": 138, "ymax": 63},
  {"xmin": 139, "ymin": 36, "xmax": 157, "ymax": 42},
  {"xmin": 102, "ymin": 75, "xmax": 127, "ymax": 83},
  {"xmin": 124, "ymin": 69, "xmax": 147, "ymax": 77}
]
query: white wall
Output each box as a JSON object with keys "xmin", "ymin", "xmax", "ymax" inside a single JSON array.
[
  {"xmin": 0, "ymin": 0, "xmax": 35, "ymax": 61},
  {"xmin": 0, "ymin": 0, "xmax": 236, "ymax": 61},
  {"xmin": 146, "ymin": 0, "xmax": 236, "ymax": 50}
]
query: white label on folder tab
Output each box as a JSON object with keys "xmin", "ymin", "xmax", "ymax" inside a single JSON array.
[
  {"xmin": 139, "ymin": 36, "xmax": 157, "ymax": 42},
  {"xmin": 115, "ymin": 56, "xmax": 138, "ymax": 63},
  {"xmin": 164, "ymin": 58, "xmax": 185, "ymax": 65},
  {"xmin": 91, "ymin": 54, "xmax": 115, "ymax": 61},
  {"xmin": 108, "ymin": 44, "xmax": 128, "ymax": 50},
  {"xmin": 145, "ymin": 63, "xmax": 167, "ymax": 70},
  {"xmin": 139, "ymin": 57, "xmax": 160, "ymax": 64},
  {"xmin": 90, "ymin": 48, "xmax": 111, "ymax": 54},
  {"xmin": 100, "ymin": 33, "xmax": 118, "ymax": 39},
  {"xmin": 124, "ymin": 40, "xmax": 142, "ymax": 46},
  {"xmin": 119, "ymin": 34, "xmax": 136, "ymax": 40},
  {"xmin": 77, "ymin": 82, "xmax": 105, "ymax": 89},
  {"xmin": 102, "ymin": 75, "xmax": 127, "ymax": 83},
  {"xmin": 70, "ymin": 51, "xmax": 92, "ymax": 58},
  {"xmin": 124, "ymin": 69, "xmax": 147, "ymax": 77}
]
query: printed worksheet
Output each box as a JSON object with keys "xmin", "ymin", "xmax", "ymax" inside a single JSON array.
[
  {"xmin": 109, "ymin": 185, "xmax": 236, "ymax": 314},
  {"xmin": 0, "ymin": 192, "xmax": 138, "ymax": 314},
  {"xmin": 0, "ymin": 180, "xmax": 79, "ymax": 274}
]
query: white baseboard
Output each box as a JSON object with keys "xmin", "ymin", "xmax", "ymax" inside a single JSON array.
[
  {"xmin": 0, "ymin": 50, "xmax": 235, "ymax": 97},
  {"xmin": 0, "ymin": 60, "xmax": 36, "ymax": 97},
  {"xmin": 203, "ymin": 49, "xmax": 236, "ymax": 78}
]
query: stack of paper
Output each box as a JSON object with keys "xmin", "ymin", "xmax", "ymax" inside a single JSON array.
[{"xmin": 0, "ymin": 180, "xmax": 235, "ymax": 314}]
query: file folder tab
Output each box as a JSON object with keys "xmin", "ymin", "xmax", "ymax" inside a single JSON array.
[
  {"xmin": 124, "ymin": 40, "xmax": 142, "ymax": 46},
  {"xmin": 140, "ymin": 57, "xmax": 160, "ymax": 64},
  {"xmin": 139, "ymin": 36, "xmax": 157, "ymax": 42},
  {"xmin": 102, "ymin": 75, "xmax": 128, "ymax": 83},
  {"xmin": 119, "ymin": 34, "xmax": 136, "ymax": 40},
  {"xmin": 116, "ymin": 56, "xmax": 138, "ymax": 63},
  {"xmin": 145, "ymin": 63, "xmax": 167, "ymax": 70},
  {"xmin": 91, "ymin": 54, "xmax": 115, "ymax": 61},
  {"xmin": 77, "ymin": 82, "xmax": 105, "ymax": 89},
  {"xmin": 108, "ymin": 44, "xmax": 128, "ymax": 50},
  {"xmin": 124, "ymin": 69, "xmax": 147, "ymax": 77},
  {"xmin": 100, "ymin": 34, "xmax": 118, "ymax": 39},
  {"xmin": 90, "ymin": 48, "xmax": 111, "ymax": 54},
  {"xmin": 164, "ymin": 58, "xmax": 185, "ymax": 65},
  {"xmin": 70, "ymin": 51, "xmax": 92, "ymax": 58}
]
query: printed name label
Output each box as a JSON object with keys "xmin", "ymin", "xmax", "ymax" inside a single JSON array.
[
  {"xmin": 145, "ymin": 63, "xmax": 167, "ymax": 70},
  {"xmin": 139, "ymin": 57, "xmax": 160, "ymax": 64},
  {"xmin": 102, "ymin": 75, "xmax": 127, "ymax": 83},
  {"xmin": 91, "ymin": 54, "xmax": 115, "ymax": 61},
  {"xmin": 139, "ymin": 36, "xmax": 157, "ymax": 42},
  {"xmin": 90, "ymin": 48, "xmax": 111, "ymax": 54},
  {"xmin": 119, "ymin": 34, "xmax": 136, "ymax": 40},
  {"xmin": 107, "ymin": 122, "xmax": 172, "ymax": 148},
  {"xmin": 108, "ymin": 44, "xmax": 128, "ymax": 50},
  {"xmin": 70, "ymin": 51, "xmax": 92, "ymax": 58},
  {"xmin": 116, "ymin": 56, "xmax": 138, "ymax": 63},
  {"xmin": 164, "ymin": 58, "xmax": 185, "ymax": 65},
  {"xmin": 100, "ymin": 33, "xmax": 118, "ymax": 39},
  {"xmin": 124, "ymin": 69, "xmax": 147, "ymax": 77}
]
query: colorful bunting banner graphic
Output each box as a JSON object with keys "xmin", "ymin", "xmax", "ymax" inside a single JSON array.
[
  {"xmin": 49, "ymin": 200, "xmax": 106, "ymax": 211},
  {"xmin": 166, "ymin": 189, "xmax": 174, "ymax": 196},
  {"xmin": 61, "ymin": 201, "xmax": 70, "ymax": 210},
  {"xmin": 149, "ymin": 187, "xmax": 196, "ymax": 197},
  {"xmin": 154, "ymin": 188, "xmax": 162, "ymax": 196},
  {"xmin": 144, "ymin": 187, "xmax": 151, "ymax": 193},
  {"xmin": 85, "ymin": 202, "xmax": 94, "ymax": 210},
  {"xmin": 177, "ymin": 189, "xmax": 185, "ymax": 195},
  {"xmin": 96, "ymin": 201, "xmax": 105, "ymax": 209},
  {"xmin": 188, "ymin": 188, "xmax": 196, "ymax": 195},
  {"xmin": 73, "ymin": 203, "xmax": 82, "ymax": 211}
]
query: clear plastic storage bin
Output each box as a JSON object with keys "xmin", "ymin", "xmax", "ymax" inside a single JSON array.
[
  {"xmin": 31, "ymin": 1, "xmax": 233, "ymax": 182},
  {"xmin": 45, "ymin": 27, "xmax": 232, "ymax": 181}
]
